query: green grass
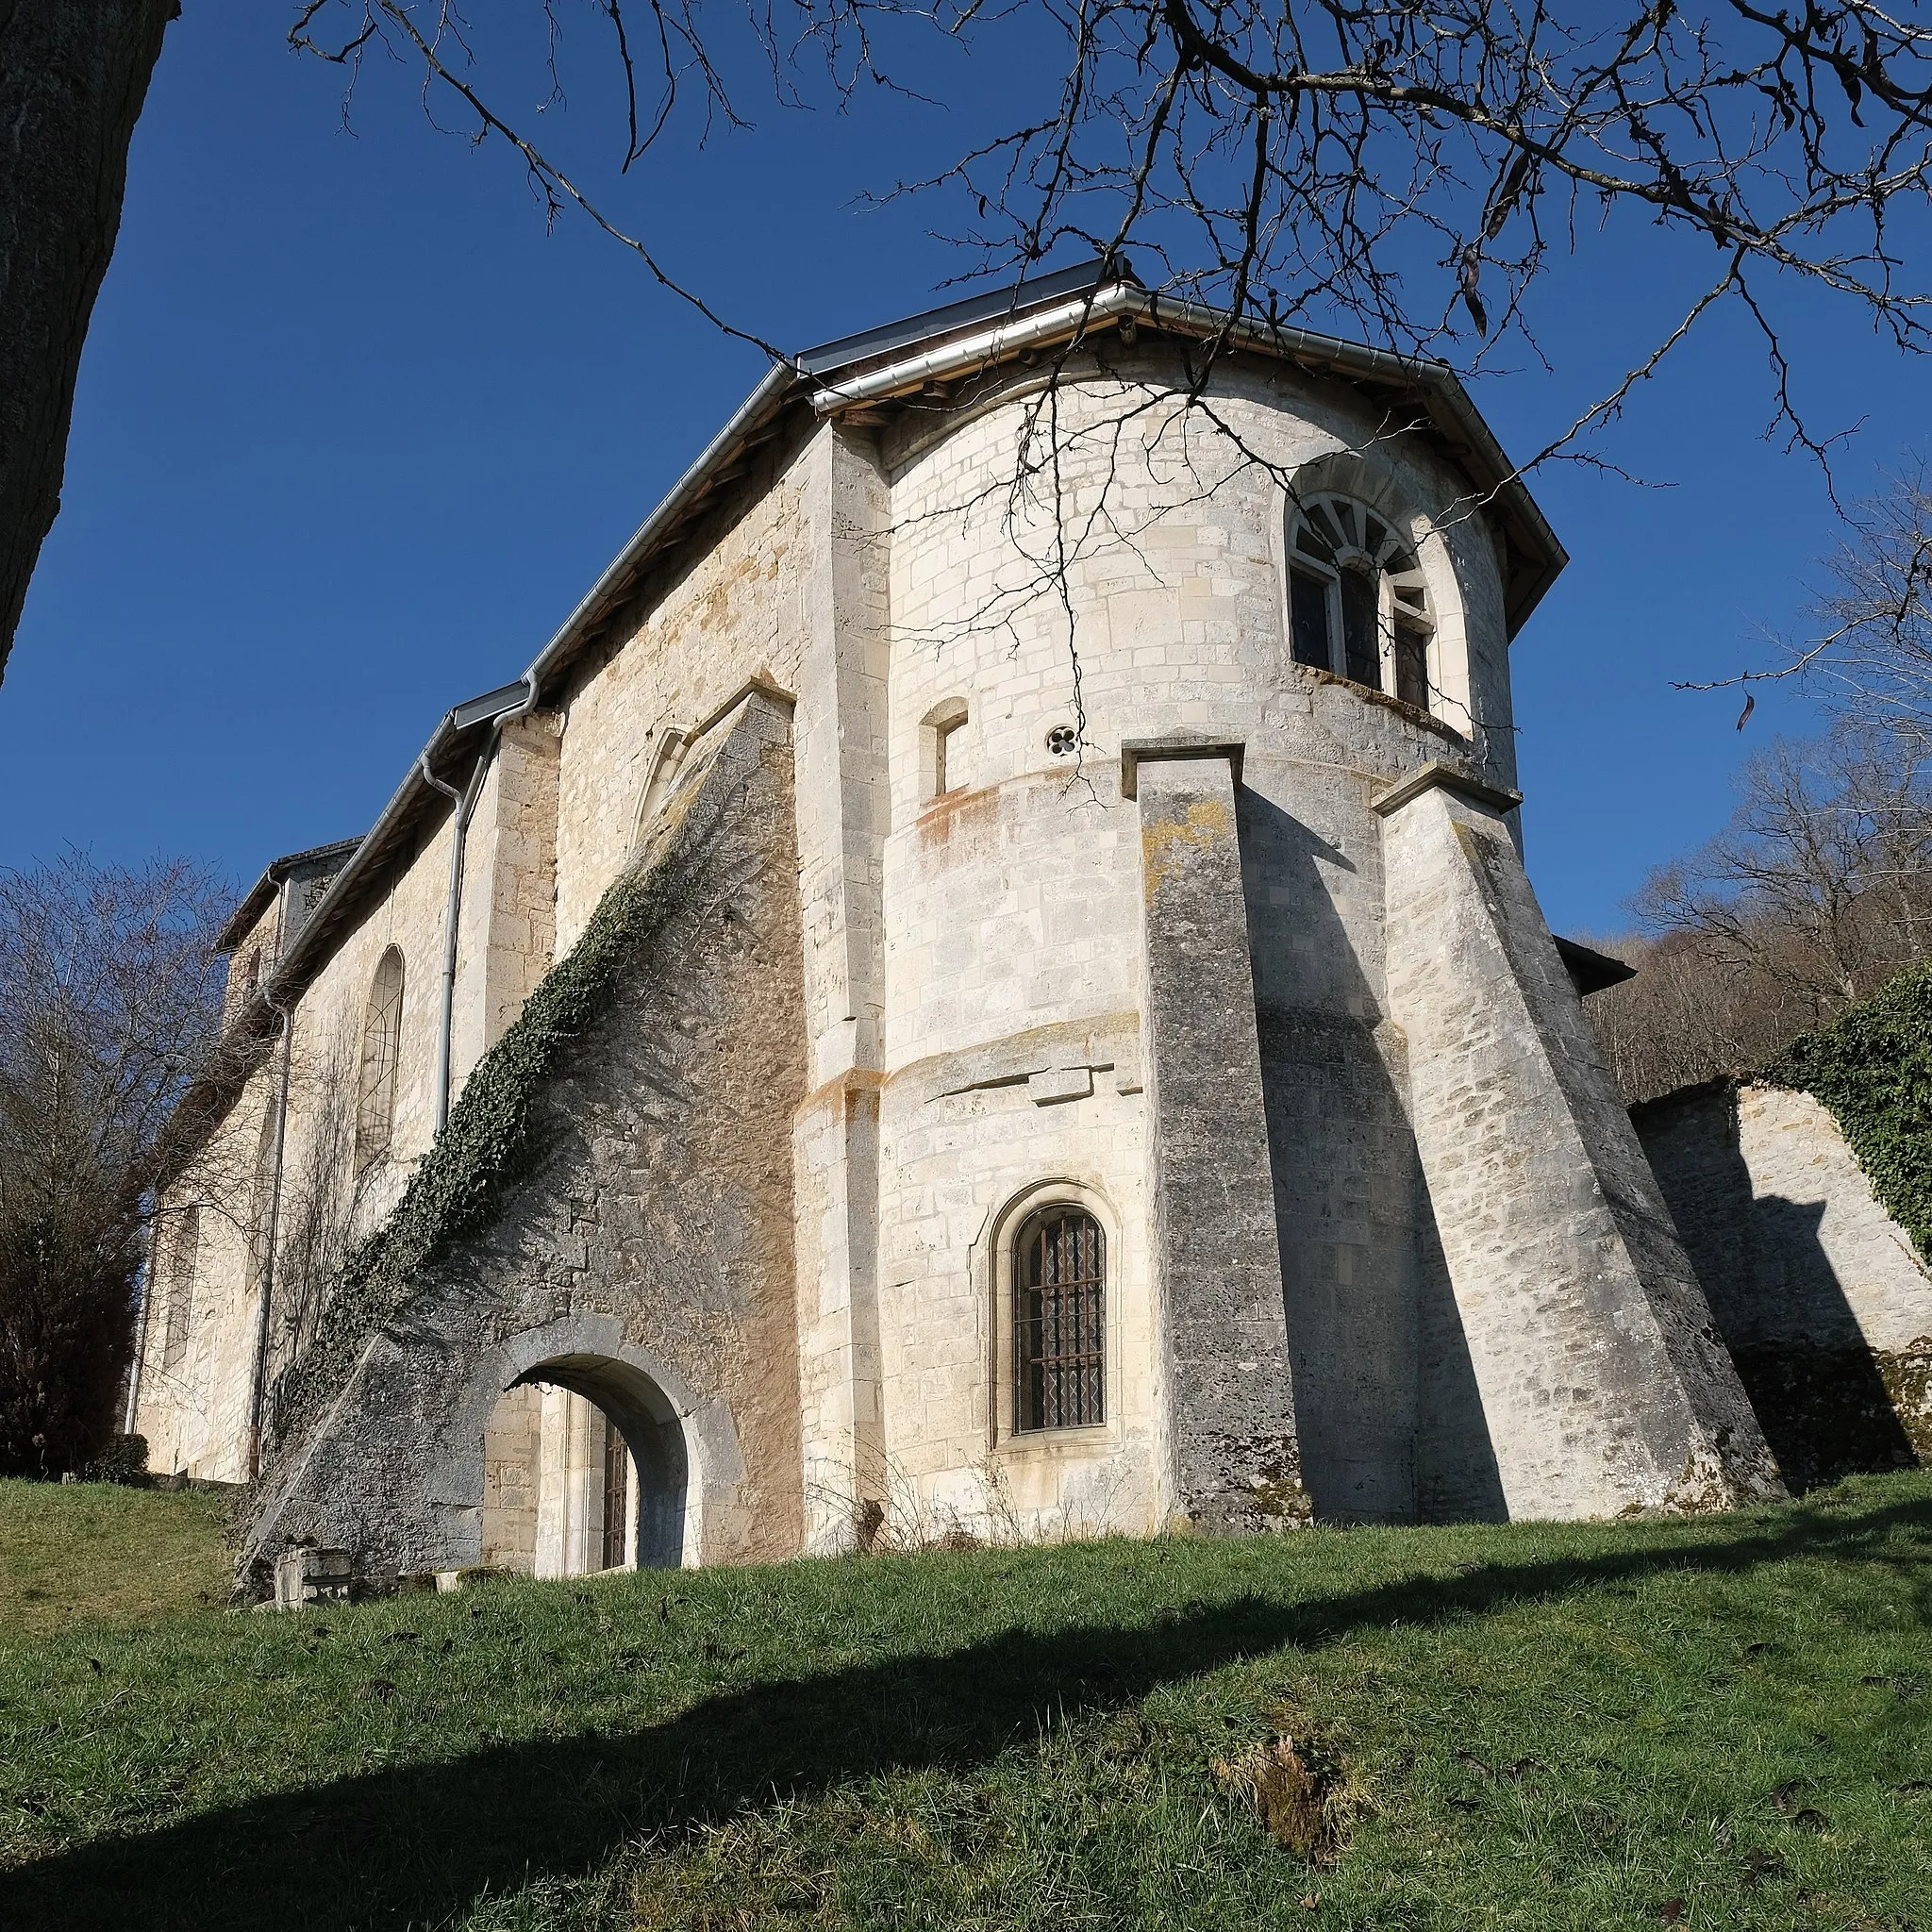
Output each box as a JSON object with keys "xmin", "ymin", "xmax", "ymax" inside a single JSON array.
[
  {"xmin": 1, "ymin": 1474, "xmax": 1929, "ymax": 1931},
  {"xmin": 0, "ymin": 1478, "xmax": 230, "ymax": 1636}
]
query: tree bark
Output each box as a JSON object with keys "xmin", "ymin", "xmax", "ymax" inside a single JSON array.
[{"xmin": 0, "ymin": 0, "xmax": 176, "ymax": 688}]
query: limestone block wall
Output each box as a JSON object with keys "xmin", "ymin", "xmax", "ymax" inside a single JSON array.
[
  {"xmin": 1377, "ymin": 771, "xmax": 1780, "ymax": 1518},
  {"xmin": 220, "ymin": 899, "xmax": 280, "ymax": 1021},
  {"xmin": 789, "ymin": 429, "xmax": 894, "ymax": 1545},
  {"xmin": 1636, "ymin": 1081, "xmax": 1932, "ymax": 1485},
  {"xmin": 864, "ymin": 354, "xmax": 1523, "ymax": 1533},
  {"xmin": 881, "ymin": 356, "xmax": 1520, "ymax": 832},
  {"xmin": 481, "ymin": 1381, "xmax": 541, "ymax": 1570},
  {"xmin": 550, "ymin": 435, "xmax": 814, "ymax": 958},
  {"xmin": 135, "ymin": 1071, "xmax": 279, "ymax": 1481},
  {"xmin": 871, "ymin": 1012, "xmax": 1157, "ymax": 1540},
  {"xmin": 1134, "ymin": 746, "xmax": 1304, "ymax": 1531},
  {"xmin": 450, "ymin": 711, "xmax": 563, "ymax": 1095}
]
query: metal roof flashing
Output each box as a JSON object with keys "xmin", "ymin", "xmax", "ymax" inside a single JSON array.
[{"xmin": 796, "ymin": 258, "xmax": 1138, "ymax": 376}]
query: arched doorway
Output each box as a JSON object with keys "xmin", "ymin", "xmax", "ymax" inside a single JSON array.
[{"xmin": 480, "ymin": 1352, "xmax": 690, "ymax": 1574}]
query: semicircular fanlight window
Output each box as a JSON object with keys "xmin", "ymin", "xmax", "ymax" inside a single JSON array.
[{"xmin": 1287, "ymin": 493, "xmax": 1434, "ymax": 712}]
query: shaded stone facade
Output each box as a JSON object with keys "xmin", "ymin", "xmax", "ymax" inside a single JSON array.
[{"xmin": 1635, "ymin": 1081, "xmax": 1932, "ymax": 1489}]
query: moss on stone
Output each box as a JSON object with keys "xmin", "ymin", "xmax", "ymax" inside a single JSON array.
[{"xmin": 1877, "ymin": 1343, "xmax": 1932, "ymax": 1462}]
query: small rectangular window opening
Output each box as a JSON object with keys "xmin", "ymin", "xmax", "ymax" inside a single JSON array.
[{"xmin": 928, "ymin": 708, "xmax": 968, "ymax": 797}]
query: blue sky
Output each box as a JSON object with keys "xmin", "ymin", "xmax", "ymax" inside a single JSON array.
[{"xmin": 5, "ymin": 2, "xmax": 1928, "ymax": 937}]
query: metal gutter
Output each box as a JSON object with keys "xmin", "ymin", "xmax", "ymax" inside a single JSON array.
[{"xmin": 515, "ymin": 360, "xmax": 797, "ymax": 705}]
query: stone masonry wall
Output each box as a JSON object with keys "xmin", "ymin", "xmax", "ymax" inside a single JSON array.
[
  {"xmin": 241, "ymin": 693, "xmax": 808, "ymax": 1584},
  {"xmin": 870, "ymin": 351, "xmax": 1520, "ymax": 1533},
  {"xmin": 1134, "ymin": 746, "xmax": 1306, "ymax": 1531},
  {"xmin": 135, "ymin": 1069, "xmax": 280, "ymax": 1481},
  {"xmin": 1636, "ymin": 1080, "xmax": 1932, "ymax": 1486},
  {"xmin": 450, "ymin": 710, "xmax": 563, "ymax": 1095},
  {"xmin": 551, "ymin": 435, "xmax": 814, "ymax": 958},
  {"xmin": 1378, "ymin": 772, "xmax": 1781, "ymax": 1518}
]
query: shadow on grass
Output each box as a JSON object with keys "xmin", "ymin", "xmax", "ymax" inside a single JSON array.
[{"xmin": 9, "ymin": 1491, "xmax": 1930, "ymax": 1930}]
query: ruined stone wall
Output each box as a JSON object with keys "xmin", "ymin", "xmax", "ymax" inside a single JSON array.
[
  {"xmin": 1636, "ymin": 1081, "xmax": 1932, "ymax": 1486},
  {"xmin": 242, "ymin": 695, "xmax": 807, "ymax": 1584}
]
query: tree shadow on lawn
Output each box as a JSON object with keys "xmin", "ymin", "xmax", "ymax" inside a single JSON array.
[{"xmin": 10, "ymin": 1492, "xmax": 1930, "ymax": 1931}]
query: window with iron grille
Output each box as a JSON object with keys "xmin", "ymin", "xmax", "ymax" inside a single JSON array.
[{"xmin": 1015, "ymin": 1207, "xmax": 1105, "ymax": 1431}]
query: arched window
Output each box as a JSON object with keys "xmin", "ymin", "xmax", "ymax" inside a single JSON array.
[
  {"xmin": 1015, "ymin": 1207, "xmax": 1106, "ymax": 1430},
  {"xmin": 355, "ymin": 947, "xmax": 405, "ymax": 1173},
  {"xmin": 159, "ymin": 1207, "xmax": 200, "ymax": 1374},
  {"xmin": 1287, "ymin": 493, "xmax": 1433, "ymax": 711},
  {"xmin": 628, "ymin": 724, "xmax": 690, "ymax": 854}
]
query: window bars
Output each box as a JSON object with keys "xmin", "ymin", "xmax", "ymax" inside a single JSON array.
[{"xmin": 1016, "ymin": 1207, "xmax": 1105, "ymax": 1430}]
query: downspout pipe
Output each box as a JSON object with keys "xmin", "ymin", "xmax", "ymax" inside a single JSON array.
[
  {"xmin": 422, "ymin": 675, "xmax": 538, "ymax": 1135},
  {"xmin": 246, "ymin": 991, "xmax": 295, "ymax": 1479},
  {"xmin": 123, "ymin": 1212, "xmax": 162, "ymax": 1438}
]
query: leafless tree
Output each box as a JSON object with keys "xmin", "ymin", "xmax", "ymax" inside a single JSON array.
[
  {"xmin": 1640, "ymin": 724, "xmax": 1932, "ymax": 998},
  {"xmin": 292, "ymin": 1, "xmax": 1932, "ymax": 474},
  {"xmin": 9, "ymin": 4, "xmax": 1932, "ymax": 692},
  {"xmin": 0, "ymin": 1, "xmax": 176, "ymax": 687},
  {"xmin": 0, "ymin": 851, "xmax": 229, "ymax": 1474},
  {"xmin": 269, "ymin": 1035, "xmax": 383, "ymax": 1375},
  {"xmin": 1588, "ymin": 721, "xmax": 1932, "ymax": 1098}
]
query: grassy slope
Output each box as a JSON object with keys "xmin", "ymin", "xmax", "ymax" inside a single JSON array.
[
  {"xmin": 1, "ymin": 1476, "xmax": 1928, "ymax": 1932},
  {"xmin": 0, "ymin": 1479, "xmax": 230, "ymax": 1636}
]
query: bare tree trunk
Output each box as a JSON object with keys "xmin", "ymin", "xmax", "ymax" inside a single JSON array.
[{"xmin": 0, "ymin": 0, "xmax": 175, "ymax": 687}]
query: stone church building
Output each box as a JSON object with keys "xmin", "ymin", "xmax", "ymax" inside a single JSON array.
[{"xmin": 127, "ymin": 261, "xmax": 1927, "ymax": 1588}]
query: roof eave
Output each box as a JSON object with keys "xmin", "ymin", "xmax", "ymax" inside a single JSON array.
[{"xmin": 806, "ymin": 282, "xmax": 1565, "ymax": 637}]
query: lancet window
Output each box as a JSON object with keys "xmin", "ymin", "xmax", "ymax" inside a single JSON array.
[
  {"xmin": 158, "ymin": 1207, "xmax": 200, "ymax": 1374},
  {"xmin": 355, "ymin": 946, "xmax": 406, "ymax": 1174}
]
